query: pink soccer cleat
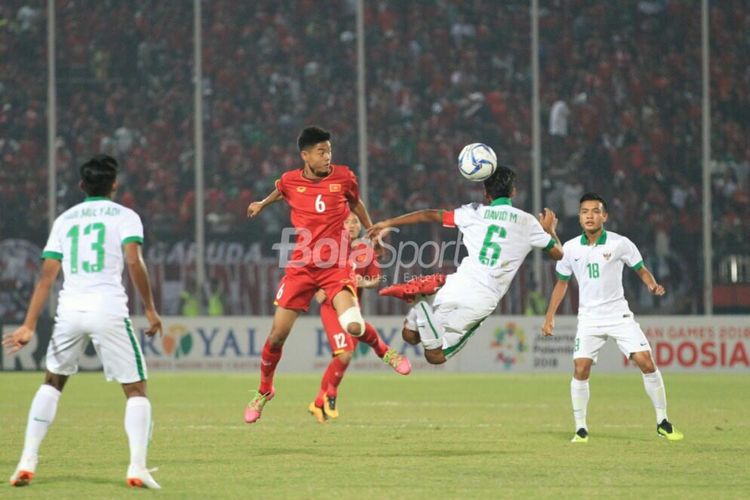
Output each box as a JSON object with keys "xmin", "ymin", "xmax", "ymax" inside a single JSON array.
[
  {"xmin": 244, "ymin": 387, "xmax": 275, "ymax": 424},
  {"xmin": 383, "ymin": 349, "xmax": 412, "ymax": 375}
]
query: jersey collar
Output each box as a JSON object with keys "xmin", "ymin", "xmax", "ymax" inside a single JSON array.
[
  {"xmin": 84, "ymin": 196, "xmax": 109, "ymax": 202},
  {"xmin": 490, "ymin": 197, "xmax": 512, "ymax": 206},
  {"xmin": 580, "ymin": 229, "xmax": 607, "ymax": 246}
]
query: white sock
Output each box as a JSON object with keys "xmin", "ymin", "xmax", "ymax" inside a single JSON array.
[
  {"xmin": 21, "ymin": 384, "xmax": 61, "ymax": 467},
  {"xmin": 570, "ymin": 378, "xmax": 589, "ymax": 431},
  {"xmin": 125, "ymin": 397, "xmax": 152, "ymax": 469},
  {"xmin": 642, "ymin": 369, "xmax": 668, "ymax": 423}
]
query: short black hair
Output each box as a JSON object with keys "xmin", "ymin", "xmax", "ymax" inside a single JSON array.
[
  {"xmin": 80, "ymin": 154, "xmax": 118, "ymax": 196},
  {"xmin": 484, "ymin": 165, "xmax": 516, "ymax": 199},
  {"xmin": 298, "ymin": 126, "xmax": 331, "ymax": 151},
  {"xmin": 579, "ymin": 192, "xmax": 608, "ymax": 211}
]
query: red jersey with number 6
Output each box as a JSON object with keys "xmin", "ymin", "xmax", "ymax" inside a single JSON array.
[{"xmin": 275, "ymin": 165, "xmax": 360, "ymax": 268}]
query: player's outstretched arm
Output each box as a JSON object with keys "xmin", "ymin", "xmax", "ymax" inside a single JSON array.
[
  {"xmin": 366, "ymin": 209, "xmax": 443, "ymax": 241},
  {"xmin": 1, "ymin": 258, "xmax": 61, "ymax": 353},
  {"xmin": 247, "ymin": 188, "xmax": 283, "ymax": 218},
  {"xmin": 635, "ymin": 266, "xmax": 666, "ymax": 296},
  {"xmin": 538, "ymin": 208, "xmax": 563, "ymax": 260},
  {"xmin": 542, "ymin": 279, "xmax": 569, "ymax": 336},
  {"xmin": 124, "ymin": 242, "xmax": 163, "ymax": 337}
]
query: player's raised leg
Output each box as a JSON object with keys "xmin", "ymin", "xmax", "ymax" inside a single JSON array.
[
  {"xmin": 245, "ymin": 306, "xmax": 299, "ymax": 424},
  {"xmin": 9, "ymin": 372, "xmax": 67, "ymax": 487},
  {"xmin": 413, "ymin": 297, "xmax": 448, "ymax": 364},
  {"xmin": 331, "ymin": 289, "xmax": 364, "ymax": 338},
  {"xmin": 630, "ymin": 351, "xmax": 683, "ymax": 441}
]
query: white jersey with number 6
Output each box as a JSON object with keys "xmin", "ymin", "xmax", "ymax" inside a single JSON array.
[
  {"xmin": 441, "ymin": 198, "xmax": 555, "ymax": 298},
  {"xmin": 42, "ymin": 197, "xmax": 144, "ymax": 317}
]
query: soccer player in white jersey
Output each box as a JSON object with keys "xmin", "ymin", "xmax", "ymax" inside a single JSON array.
[
  {"xmin": 369, "ymin": 166, "xmax": 563, "ymax": 364},
  {"xmin": 2, "ymin": 155, "xmax": 164, "ymax": 488},
  {"xmin": 542, "ymin": 192, "xmax": 683, "ymax": 443}
]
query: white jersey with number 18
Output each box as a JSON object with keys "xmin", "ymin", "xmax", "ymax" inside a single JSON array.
[
  {"xmin": 42, "ymin": 197, "xmax": 144, "ymax": 317},
  {"xmin": 555, "ymin": 230, "xmax": 644, "ymax": 322},
  {"xmin": 441, "ymin": 197, "xmax": 555, "ymax": 298}
]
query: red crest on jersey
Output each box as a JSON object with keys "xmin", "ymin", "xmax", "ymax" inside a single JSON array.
[{"xmin": 329, "ymin": 184, "xmax": 341, "ymax": 192}]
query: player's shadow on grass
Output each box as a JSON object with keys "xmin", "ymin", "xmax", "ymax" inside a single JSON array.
[
  {"xmin": 532, "ymin": 431, "xmax": 652, "ymax": 443},
  {"xmin": 369, "ymin": 449, "xmax": 509, "ymax": 458},
  {"xmin": 38, "ymin": 474, "xmax": 121, "ymax": 487}
]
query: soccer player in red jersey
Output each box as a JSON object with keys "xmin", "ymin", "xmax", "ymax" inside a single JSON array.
[
  {"xmin": 244, "ymin": 126, "xmax": 376, "ymax": 424},
  {"xmin": 308, "ymin": 213, "xmax": 411, "ymax": 423}
]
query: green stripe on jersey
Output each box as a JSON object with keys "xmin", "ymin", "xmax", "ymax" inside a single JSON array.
[
  {"xmin": 443, "ymin": 317, "xmax": 487, "ymax": 359},
  {"xmin": 631, "ymin": 260, "xmax": 644, "ymax": 271},
  {"xmin": 122, "ymin": 236, "xmax": 144, "ymax": 245},
  {"xmin": 543, "ymin": 238, "xmax": 555, "ymax": 251},
  {"xmin": 125, "ymin": 318, "xmax": 146, "ymax": 381},
  {"xmin": 41, "ymin": 250, "xmax": 63, "ymax": 260}
]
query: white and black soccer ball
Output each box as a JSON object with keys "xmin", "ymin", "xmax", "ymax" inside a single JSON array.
[{"xmin": 457, "ymin": 143, "xmax": 497, "ymax": 182}]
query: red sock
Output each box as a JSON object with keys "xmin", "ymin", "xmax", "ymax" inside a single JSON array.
[
  {"xmin": 359, "ymin": 322, "xmax": 389, "ymax": 358},
  {"xmin": 324, "ymin": 356, "xmax": 350, "ymax": 397},
  {"xmin": 259, "ymin": 340, "xmax": 282, "ymax": 394},
  {"xmin": 314, "ymin": 388, "xmax": 326, "ymax": 408}
]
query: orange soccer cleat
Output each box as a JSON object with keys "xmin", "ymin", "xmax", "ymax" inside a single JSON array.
[{"xmin": 378, "ymin": 274, "xmax": 446, "ymax": 303}]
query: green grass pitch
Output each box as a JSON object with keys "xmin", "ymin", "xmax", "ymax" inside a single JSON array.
[{"xmin": 1, "ymin": 372, "xmax": 748, "ymax": 498}]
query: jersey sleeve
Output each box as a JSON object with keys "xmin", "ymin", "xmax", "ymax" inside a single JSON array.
[
  {"xmin": 529, "ymin": 214, "xmax": 556, "ymax": 250},
  {"xmin": 441, "ymin": 209, "xmax": 456, "ymax": 228},
  {"xmin": 345, "ymin": 168, "xmax": 360, "ymax": 204},
  {"xmin": 555, "ymin": 251, "xmax": 573, "ymax": 281},
  {"xmin": 274, "ymin": 175, "xmax": 288, "ymax": 198},
  {"xmin": 121, "ymin": 210, "xmax": 145, "ymax": 245},
  {"xmin": 620, "ymin": 237, "xmax": 644, "ymax": 270},
  {"xmin": 41, "ymin": 219, "xmax": 63, "ymax": 260},
  {"xmin": 452, "ymin": 204, "xmax": 476, "ymax": 229}
]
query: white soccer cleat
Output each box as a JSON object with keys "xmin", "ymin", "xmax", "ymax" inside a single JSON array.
[
  {"xmin": 126, "ymin": 465, "xmax": 161, "ymax": 489},
  {"xmin": 9, "ymin": 457, "xmax": 37, "ymax": 487}
]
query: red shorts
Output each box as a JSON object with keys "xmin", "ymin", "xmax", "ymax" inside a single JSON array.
[
  {"xmin": 274, "ymin": 265, "xmax": 356, "ymax": 313},
  {"xmin": 319, "ymin": 301, "xmax": 358, "ymax": 355}
]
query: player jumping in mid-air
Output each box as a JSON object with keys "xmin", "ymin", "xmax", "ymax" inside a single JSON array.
[
  {"xmin": 2, "ymin": 155, "xmax": 163, "ymax": 488},
  {"xmin": 245, "ymin": 126, "xmax": 397, "ymax": 423},
  {"xmin": 308, "ymin": 213, "xmax": 411, "ymax": 423},
  {"xmin": 542, "ymin": 192, "xmax": 683, "ymax": 443},
  {"xmin": 369, "ymin": 165, "xmax": 563, "ymax": 364}
]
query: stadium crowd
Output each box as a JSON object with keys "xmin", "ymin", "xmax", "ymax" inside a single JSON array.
[{"xmin": 1, "ymin": 0, "xmax": 748, "ymax": 315}]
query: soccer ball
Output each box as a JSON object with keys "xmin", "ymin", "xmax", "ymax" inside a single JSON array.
[{"xmin": 458, "ymin": 143, "xmax": 497, "ymax": 182}]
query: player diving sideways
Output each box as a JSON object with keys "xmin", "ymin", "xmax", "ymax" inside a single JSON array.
[{"xmin": 369, "ymin": 165, "xmax": 563, "ymax": 364}]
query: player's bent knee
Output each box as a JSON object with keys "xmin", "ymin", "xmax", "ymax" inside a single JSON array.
[
  {"xmin": 44, "ymin": 371, "xmax": 68, "ymax": 392},
  {"xmin": 402, "ymin": 328, "xmax": 420, "ymax": 345},
  {"xmin": 336, "ymin": 351, "xmax": 353, "ymax": 365},
  {"xmin": 339, "ymin": 307, "xmax": 365, "ymax": 338},
  {"xmin": 122, "ymin": 381, "xmax": 147, "ymax": 398},
  {"xmin": 424, "ymin": 349, "xmax": 446, "ymax": 365}
]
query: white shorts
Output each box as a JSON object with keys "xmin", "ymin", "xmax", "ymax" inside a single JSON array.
[
  {"xmin": 574, "ymin": 316, "xmax": 651, "ymax": 363},
  {"xmin": 45, "ymin": 311, "xmax": 148, "ymax": 383},
  {"xmin": 406, "ymin": 272, "xmax": 499, "ymax": 358}
]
